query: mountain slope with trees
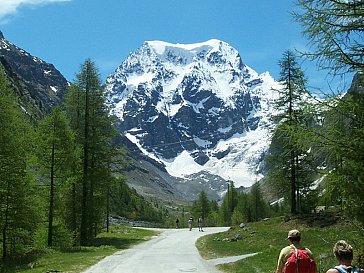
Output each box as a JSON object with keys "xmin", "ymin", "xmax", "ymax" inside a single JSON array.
[{"xmin": 0, "ymin": 56, "xmax": 165, "ymax": 262}]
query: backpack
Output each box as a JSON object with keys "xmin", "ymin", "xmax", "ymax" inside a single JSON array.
[
  {"xmin": 284, "ymin": 248, "xmax": 317, "ymax": 273},
  {"xmin": 334, "ymin": 266, "xmax": 361, "ymax": 273}
]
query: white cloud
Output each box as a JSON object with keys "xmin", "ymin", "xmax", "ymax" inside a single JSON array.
[{"xmin": 0, "ymin": 0, "xmax": 70, "ymax": 22}]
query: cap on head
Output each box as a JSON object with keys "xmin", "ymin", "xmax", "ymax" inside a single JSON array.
[{"xmin": 287, "ymin": 229, "xmax": 301, "ymax": 240}]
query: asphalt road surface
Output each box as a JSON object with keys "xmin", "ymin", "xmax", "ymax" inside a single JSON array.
[{"xmin": 82, "ymin": 226, "xmax": 242, "ymax": 273}]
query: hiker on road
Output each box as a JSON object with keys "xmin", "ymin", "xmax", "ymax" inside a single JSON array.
[
  {"xmin": 276, "ymin": 229, "xmax": 317, "ymax": 273},
  {"xmin": 188, "ymin": 217, "xmax": 193, "ymax": 231},
  {"xmin": 198, "ymin": 216, "xmax": 204, "ymax": 232},
  {"xmin": 326, "ymin": 240, "xmax": 364, "ymax": 273}
]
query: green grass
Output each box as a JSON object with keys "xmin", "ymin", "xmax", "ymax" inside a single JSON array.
[
  {"xmin": 196, "ymin": 214, "xmax": 364, "ymax": 273},
  {"xmin": 2, "ymin": 226, "xmax": 157, "ymax": 273}
]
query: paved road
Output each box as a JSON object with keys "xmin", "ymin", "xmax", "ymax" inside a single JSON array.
[{"xmin": 82, "ymin": 227, "xmax": 231, "ymax": 273}]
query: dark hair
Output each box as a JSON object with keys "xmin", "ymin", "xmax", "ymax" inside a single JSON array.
[
  {"xmin": 289, "ymin": 236, "xmax": 301, "ymax": 242},
  {"xmin": 333, "ymin": 240, "xmax": 353, "ymax": 261}
]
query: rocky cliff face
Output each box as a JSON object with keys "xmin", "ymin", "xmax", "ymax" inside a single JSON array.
[
  {"xmin": 106, "ymin": 39, "xmax": 281, "ymax": 194},
  {"xmin": 0, "ymin": 31, "xmax": 68, "ymax": 118}
]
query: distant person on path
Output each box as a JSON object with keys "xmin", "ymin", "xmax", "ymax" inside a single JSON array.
[
  {"xmin": 276, "ymin": 229, "xmax": 317, "ymax": 273},
  {"xmin": 176, "ymin": 218, "xmax": 179, "ymax": 229},
  {"xmin": 326, "ymin": 240, "xmax": 363, "ymax": 273},
  {"xmin": 198, "ymin": 216, "xmax": 204, "ymax": 232},
  {"xmin": 188, "ymin": 217, "xmax": 193, "ymax": 231}
]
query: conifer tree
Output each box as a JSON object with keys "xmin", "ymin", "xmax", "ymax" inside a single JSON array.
[
  {"xmin": 0, "ymin": 67, "xmax": 39, "ymax": 259},
  {"xmin": 36, "ymin": 107, "xmax": 77, "ymax": 247},
  {"xmin": 295, "ymin": 0, "xmax": 364, "ymax": 225},
  {"xmin": 219, "ymin": 181, "xmax": 238, "ymax": 225},
  {"xmin": 248, "ymin": 183, "xmax": 267, "ymax": 221},
  {"xmin": 268, "ymin": 50, "xmax": 314, "ymax": 214},
  {"xmin": 191, "ymin": 191, "xmax": 210, "ymax": 220},
  {"xmin": 64, "ymin": 59, "xmax": 118, "ymax": 245},
  {"xmin": 294, "ymin": 0, "xmax": 364, "ymax": 74},
  {"xmin": 318, "ymin": 75, "xmax": 364, "ymax": 225}
]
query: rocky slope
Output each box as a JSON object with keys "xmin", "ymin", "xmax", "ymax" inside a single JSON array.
[
  {"xmin": 106, "ymin": 39, "xmax": 282, "ymax": 198},
  {"xmin": 0, "ymin": 31, "xmax": 68, "ymax": 119}
]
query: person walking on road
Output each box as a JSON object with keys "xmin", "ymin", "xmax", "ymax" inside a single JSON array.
[
  {"xmin": 276, "ymin": 229, "xmax": 316, "ymax": 273},
  {"xmin": 326, "ymin": 240, "xmax": 363, "ymax": 273},
  {"xmin": 188, "ymin": 217, "xmax": 193, "ymax": 231},
  {"xmin": 198, "ymin": 216, "xmax": 204, "ymax": 232}
]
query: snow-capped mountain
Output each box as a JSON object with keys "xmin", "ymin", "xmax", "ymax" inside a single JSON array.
[{"xmin": 106, "ymin": 39, "xmax": 281, "ymax": 192}]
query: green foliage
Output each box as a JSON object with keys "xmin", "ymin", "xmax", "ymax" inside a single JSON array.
[
  {"xmin": 0, "ymin": 226, "xmax": 157, "ymax": 273},
  {"xmin": 294, "ymin": 0, "xmax": 364, "ymax": 74},
  {"xmin": 266, "ymin": 50, "xmax": 318, "ymax": 215},
  {"xmin": 294, "ymin": 0, "xmax": 364, "ymax": 226},
  {"xmin": 0, "ymin": 68, "xmax": 40, "ymax": 259},
  {"xmin": 64, "ymin": 59, "xmax": 121, "ymax": 245},
  {"xmin": 0, "ymin": 58, "xmax": 163, "ymax": 261},
  {"xmin": 35, "ymin": 107, "xmax": 78, "ymax": 247},
  {"xmin": 197, "ymin": 215, "xmax": 364, "ymax": 273},
  {"xmin": 191, "ymin": 191, "xmax": 210, "ymax": 219},
  {"xmin": 212, "ymin": 182, "xmax": 272, "ymax": 226},
  {"xmin": 314, "ymin": 84, "xmax": 364, "ymax": 226},
  {"xmin": 110, "ymin": 177, "xmax": 163, "ymax": 222}
]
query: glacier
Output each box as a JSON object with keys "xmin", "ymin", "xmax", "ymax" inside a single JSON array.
[{"xmin": 105, "ymin": 39, "xmax": 282, "ymax": 188}]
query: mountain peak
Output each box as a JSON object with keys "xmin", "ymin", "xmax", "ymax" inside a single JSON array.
[
  {"xmin": 139, "ymin": 39, "xmax": 244, "ymax": 73},
  {"xmin": 145, "ymin": 39, "xmax": 227, "ymax": 54},
  {"xmin": 0, "ymin": 31, "xmax": 4, "ymax": 40},
  {"xmin": 106, "ymin": 39, "xmax": 281, "ymax": 189}
]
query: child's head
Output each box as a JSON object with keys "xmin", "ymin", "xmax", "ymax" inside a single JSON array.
[{"xmin": 333, "ymin": 240, "xmax": 353, "ymax": 262}]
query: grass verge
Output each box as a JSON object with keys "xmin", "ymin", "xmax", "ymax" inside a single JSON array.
[
  {"xmin": 196, "ymin": 213, "xmax": 364, "ymax": 273},
  {"xmin": 1, "ymin": 226, "xmax": 157, "ymax": 273}
]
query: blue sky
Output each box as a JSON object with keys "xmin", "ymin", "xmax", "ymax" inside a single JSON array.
[{"xmin": 0, "ymin": 0, "xmax": 345, "ymax": 92}]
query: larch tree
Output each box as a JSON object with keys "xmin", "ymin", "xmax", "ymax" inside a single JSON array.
[
  {"xmin": 268, "ymin": 50, "xmax": 313, "ymax": 214},
  {"xmin": 36, "ymin": 107, "xmax": 77, "ymax": 247},
  {"xmin": 294, "ymin": 0, "xmax": 364, "ymax": 225},
  {"xmin": 294, "ymin": 0, "xmax": 364, "ymax": 75},
  {"xmin": 0, "ymin": 67, "xmax": 39, "ymax": 259},
  {"xmin": 64, "ymin": 59, "xmax": 118, "ymax": 245},
  {"xmin": 191, "ymin": 191, "xmax": 210, "ymax": 220}
]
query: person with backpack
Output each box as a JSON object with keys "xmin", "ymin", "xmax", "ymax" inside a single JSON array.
[
  {"xmin": 326, "ymin": 240, "xmax": 364, "ymax": 273},
  {"xmin": 276, "ymin": 229, "xmax": 317, "ymax": 273}
]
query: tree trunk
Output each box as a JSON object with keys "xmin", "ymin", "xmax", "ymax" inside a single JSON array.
[
  {"xmin": 72, "ymin": 182, "xmax": 77, "ymax": 245},
  {"xmin": 106, "ymin": 187, "xmax": 110, "ymax": 233},
  {"xmin": 80, "ymin": 67, "xmax": 91, "ymax": 246},
  {"xmin": 290, "ymin": 150, "xmax": 297, "ymax": 214},
  {"xmin": 48, "ymin": 137, "xmax": 56, "ymax": 247}
]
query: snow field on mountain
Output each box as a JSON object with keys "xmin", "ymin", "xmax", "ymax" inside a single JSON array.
[{"xmin": 105, "ymin": 39, "xmax": 282, "ymax": 188}]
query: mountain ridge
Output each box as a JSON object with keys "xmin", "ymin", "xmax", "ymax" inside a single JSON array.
[
  {"xmin": 0, "ymin": 31, "xmax": 68, "ymax": 118},
  {"xmin": 105, "ymin": 39, "xmax": 281, "ymax": 194}
]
